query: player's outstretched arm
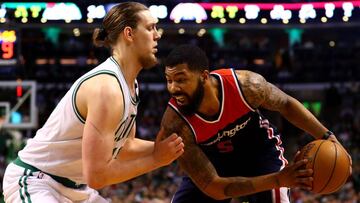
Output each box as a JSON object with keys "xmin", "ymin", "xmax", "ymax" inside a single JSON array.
[
  {"xmin": 235, "ymin": 70, "xmax": 352, "ymax": 173},
  {"xmin": 160, "ymin": 106, "xmax": 313, "ymax": 200},
  {"xmin": 79, "ymin": 75, "xmax": 183, "ymax": 189},
  {"xmin": 236, "ymin": 70, "xmax": 329, "ymax": 140}
]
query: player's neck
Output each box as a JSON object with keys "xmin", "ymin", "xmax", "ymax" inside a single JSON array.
[
  {"xmin": 112, "ymin": 52, "xmax": 141, "ymax": 94},
  {"xmin": 197, "ymin": 76, "xmax": 220, "ymax": 117}
]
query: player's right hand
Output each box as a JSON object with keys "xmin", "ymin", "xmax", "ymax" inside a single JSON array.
[
  {"xmin": 276, "ymin": 159, "xmax": 313, "ymax": 191},
  {"xmin": 153, "ymin": 128, "xmax": 184, "ymax": 166}
]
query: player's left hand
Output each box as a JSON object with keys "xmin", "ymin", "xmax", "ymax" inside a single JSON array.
[
  {"xmin": 153, "ymin": 128, "xmax": 185, "ymax": 167},
  {"xmin": 327, "ymin": 134, "xmax": 352, "ymax": 176}
]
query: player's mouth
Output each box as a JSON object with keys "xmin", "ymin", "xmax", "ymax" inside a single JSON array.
[
  {"xmin": 153, "ymin": 45, "xmax": 158, "ymax": 53},
  {"xmin": 174, "ymin": 95, "xmax": 186, "ymax": 105}
]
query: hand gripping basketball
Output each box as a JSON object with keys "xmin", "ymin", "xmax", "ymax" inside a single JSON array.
[{"xmin": 295, "ymin": 140, "xmax": 352, "ymax": 194}]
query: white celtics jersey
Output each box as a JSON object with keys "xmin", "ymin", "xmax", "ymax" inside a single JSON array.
[{"xmin": 18, "ymin": 57, "xmax": 139, "ymax": 184}]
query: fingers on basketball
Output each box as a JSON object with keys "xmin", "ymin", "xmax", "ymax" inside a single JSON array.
[{"xmin": 295, "ymin": 140, "xmax": 351, "ymax": 194}]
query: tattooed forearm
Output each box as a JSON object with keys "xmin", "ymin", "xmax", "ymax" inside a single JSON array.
[
  {"xmin": 179, "ymin": 154, "xmax": 214, "ymax": 189},
  {"xmin": 224, "ymin": 178, "xmax": 256, "ymax": 197},
  {"xmin": 161, "ymin": 107, "xmax": 219, "ymax": 192}
]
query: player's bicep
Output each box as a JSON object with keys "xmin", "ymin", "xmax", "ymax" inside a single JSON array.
[
  {"xmin": 80, "ymin": 76, "xmax": 124, "ymax": 177},
  {"xmin": 161, "ymin": 106, "xmax": 219, "ymax": 191},
  {"xmin": 261, "ymin": 82, "xmax": 290, "ymax": 112},
  {"xmin": 235, "ymin": 70, "xmax": 289, "ymax": 111}
]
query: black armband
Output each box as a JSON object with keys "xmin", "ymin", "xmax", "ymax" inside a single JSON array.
[{"xmin": 322, "ymin": 130, "xmax": 334, "ymax": 140}]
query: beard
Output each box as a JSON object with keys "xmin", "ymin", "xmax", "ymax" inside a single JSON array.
[
  {"xmin": 140, "ymin": 53, "xmax": 158, "ymax": 70},
  {"xmin": 176, "ymin": 79, "xmax": 205, "ymax": 115}
]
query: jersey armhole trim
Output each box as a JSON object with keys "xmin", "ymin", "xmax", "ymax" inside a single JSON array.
[
  {"xmin": 231, "ymin": 69, "xmax": 256, "ymax": 112},
  {"xmin": 72, "ymin": 70, "xmax": 124, "ymax": 124}
]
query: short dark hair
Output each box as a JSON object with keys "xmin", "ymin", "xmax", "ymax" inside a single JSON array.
[
  {"xmin": 165, "ymin": 44, "xmax": 209, "ymax": 72},
  {"xmin": 93, "ymin": 2, "xmax": 148, "ymax": 48}
]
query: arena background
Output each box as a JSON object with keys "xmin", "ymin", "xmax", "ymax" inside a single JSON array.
[{"xmin": 0, "ymin": 0, "xmax": 359, "ymax": 202}]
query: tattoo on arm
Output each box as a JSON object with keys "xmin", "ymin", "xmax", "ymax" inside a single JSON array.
[
  {"xmin": 160, "ymin": 107, "xmax": 218, "ymax": 190},
  {"xmin": 224, "ymin": 178, "xmax": 256, "ymax": 197},
  {"xmin": 261, "ymin": 83, "xmax": 289, "ymax": 111},
  {"xmin": 237, "ymin": 70, "xmax": 267, "ymax": 109},
  {"xmin": 236, "ymin": 70, "xmax": 289, "ymax": 111}
]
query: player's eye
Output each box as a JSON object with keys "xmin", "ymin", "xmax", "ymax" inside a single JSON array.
[{"xmin": 176, "ymin": 78, "xmax": 186, "ymax": 83}]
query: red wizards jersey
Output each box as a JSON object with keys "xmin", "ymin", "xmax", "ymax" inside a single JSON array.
[{"xmin": 169, "ymin": 68, "xmax": 287, "ymax": 177}]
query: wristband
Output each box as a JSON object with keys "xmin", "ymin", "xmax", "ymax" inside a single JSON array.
[{"xmin": 322, "ymin": 131, "xmax": 333, "ymax": 140}]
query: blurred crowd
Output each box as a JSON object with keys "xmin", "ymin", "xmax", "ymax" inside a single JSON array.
[
  {"xmin": 2, "ymin": 26, "xmax": 359, "ymax": 84},
  {"xmin": 0, "ymin": 25, "xmax": 359, "ymax": 203}
]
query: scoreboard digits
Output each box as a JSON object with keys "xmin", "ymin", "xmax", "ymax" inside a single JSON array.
[
  {"xmin": 0, "ymin": 30, "xmax": 17, "ymax": 66},
  {"xmin": 2, "ymin": 42, "xmax": 14, "ymax": 59}
]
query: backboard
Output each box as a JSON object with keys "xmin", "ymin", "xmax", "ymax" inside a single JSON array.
[{"xmin": 0, "ymin": 81, "xmax": 37, "ymax": 129}]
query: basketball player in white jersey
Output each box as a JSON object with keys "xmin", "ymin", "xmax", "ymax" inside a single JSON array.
[{"xmin": 2, "ymin": 2, "xmax": 184, "ymax": 202}]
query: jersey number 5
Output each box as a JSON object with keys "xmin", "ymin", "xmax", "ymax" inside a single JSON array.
[{"xmin": 217, "ymin": 140, "xmax": 234, "ymax": 153}]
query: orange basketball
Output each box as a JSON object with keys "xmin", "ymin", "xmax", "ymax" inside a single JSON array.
[{"xmin": 295, "ymin": 139, "xmax": 351, "ymax": 194}]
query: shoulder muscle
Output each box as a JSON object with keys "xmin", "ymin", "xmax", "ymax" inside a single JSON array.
[
  {"xmin": 235, "ymin": 70, "xmax": 269, "ymax": 109},
  {"xmin": 78, "ymin": 74, "xmax": 124, "ymax": 134}
]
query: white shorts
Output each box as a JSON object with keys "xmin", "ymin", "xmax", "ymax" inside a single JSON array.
[{"xmin": 2, "ymin": 163, "xmax": 109, "ymax": 203}]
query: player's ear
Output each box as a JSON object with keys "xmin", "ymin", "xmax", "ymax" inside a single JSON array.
[
  {"xmin": 123, "ymin": 26, "xmax": 134, "ymax": 42},
  {"xmin": 201, "ymin": 70, "xmax": 210, "ymax": 82}
]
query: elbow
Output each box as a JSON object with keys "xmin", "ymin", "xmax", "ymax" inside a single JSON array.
[
  {"xmin": 209, "ymin": 193, "xmax": 228, "ymax": 201},
  {"xmin": 83, "ymin": 170, "xmax": 107, "ymax": 190},
  {"xmin": 87, "ymin": 179, "xmax": 105, "ymax": 190},
  {"xmin": 200, "ymin": 178, "xmax": 228, "ymax": 200},
  {"xmin": 278, "ymin": 96, "xmax": 293, "ymax": 116},
  {"xmin": 203, "ymin": 187, "xmax": 228, "ymax": 200}
]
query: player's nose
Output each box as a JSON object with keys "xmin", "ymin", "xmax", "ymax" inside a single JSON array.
[
  {"xmin": 154, "ymin": 28, "xmax": 161, "ymax": 41},
  {"xmin": 168, "ymin": 83, "xmax": 180, "ymax": 94}
]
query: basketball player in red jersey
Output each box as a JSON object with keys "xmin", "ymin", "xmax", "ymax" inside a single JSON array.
[
  {"xmin": 2, "ymin": 3, "xmax": 184, "ymax": 202},
  {"xmin": 159, "ymin": 44, "xmax": 351, "ymax": 203}
]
